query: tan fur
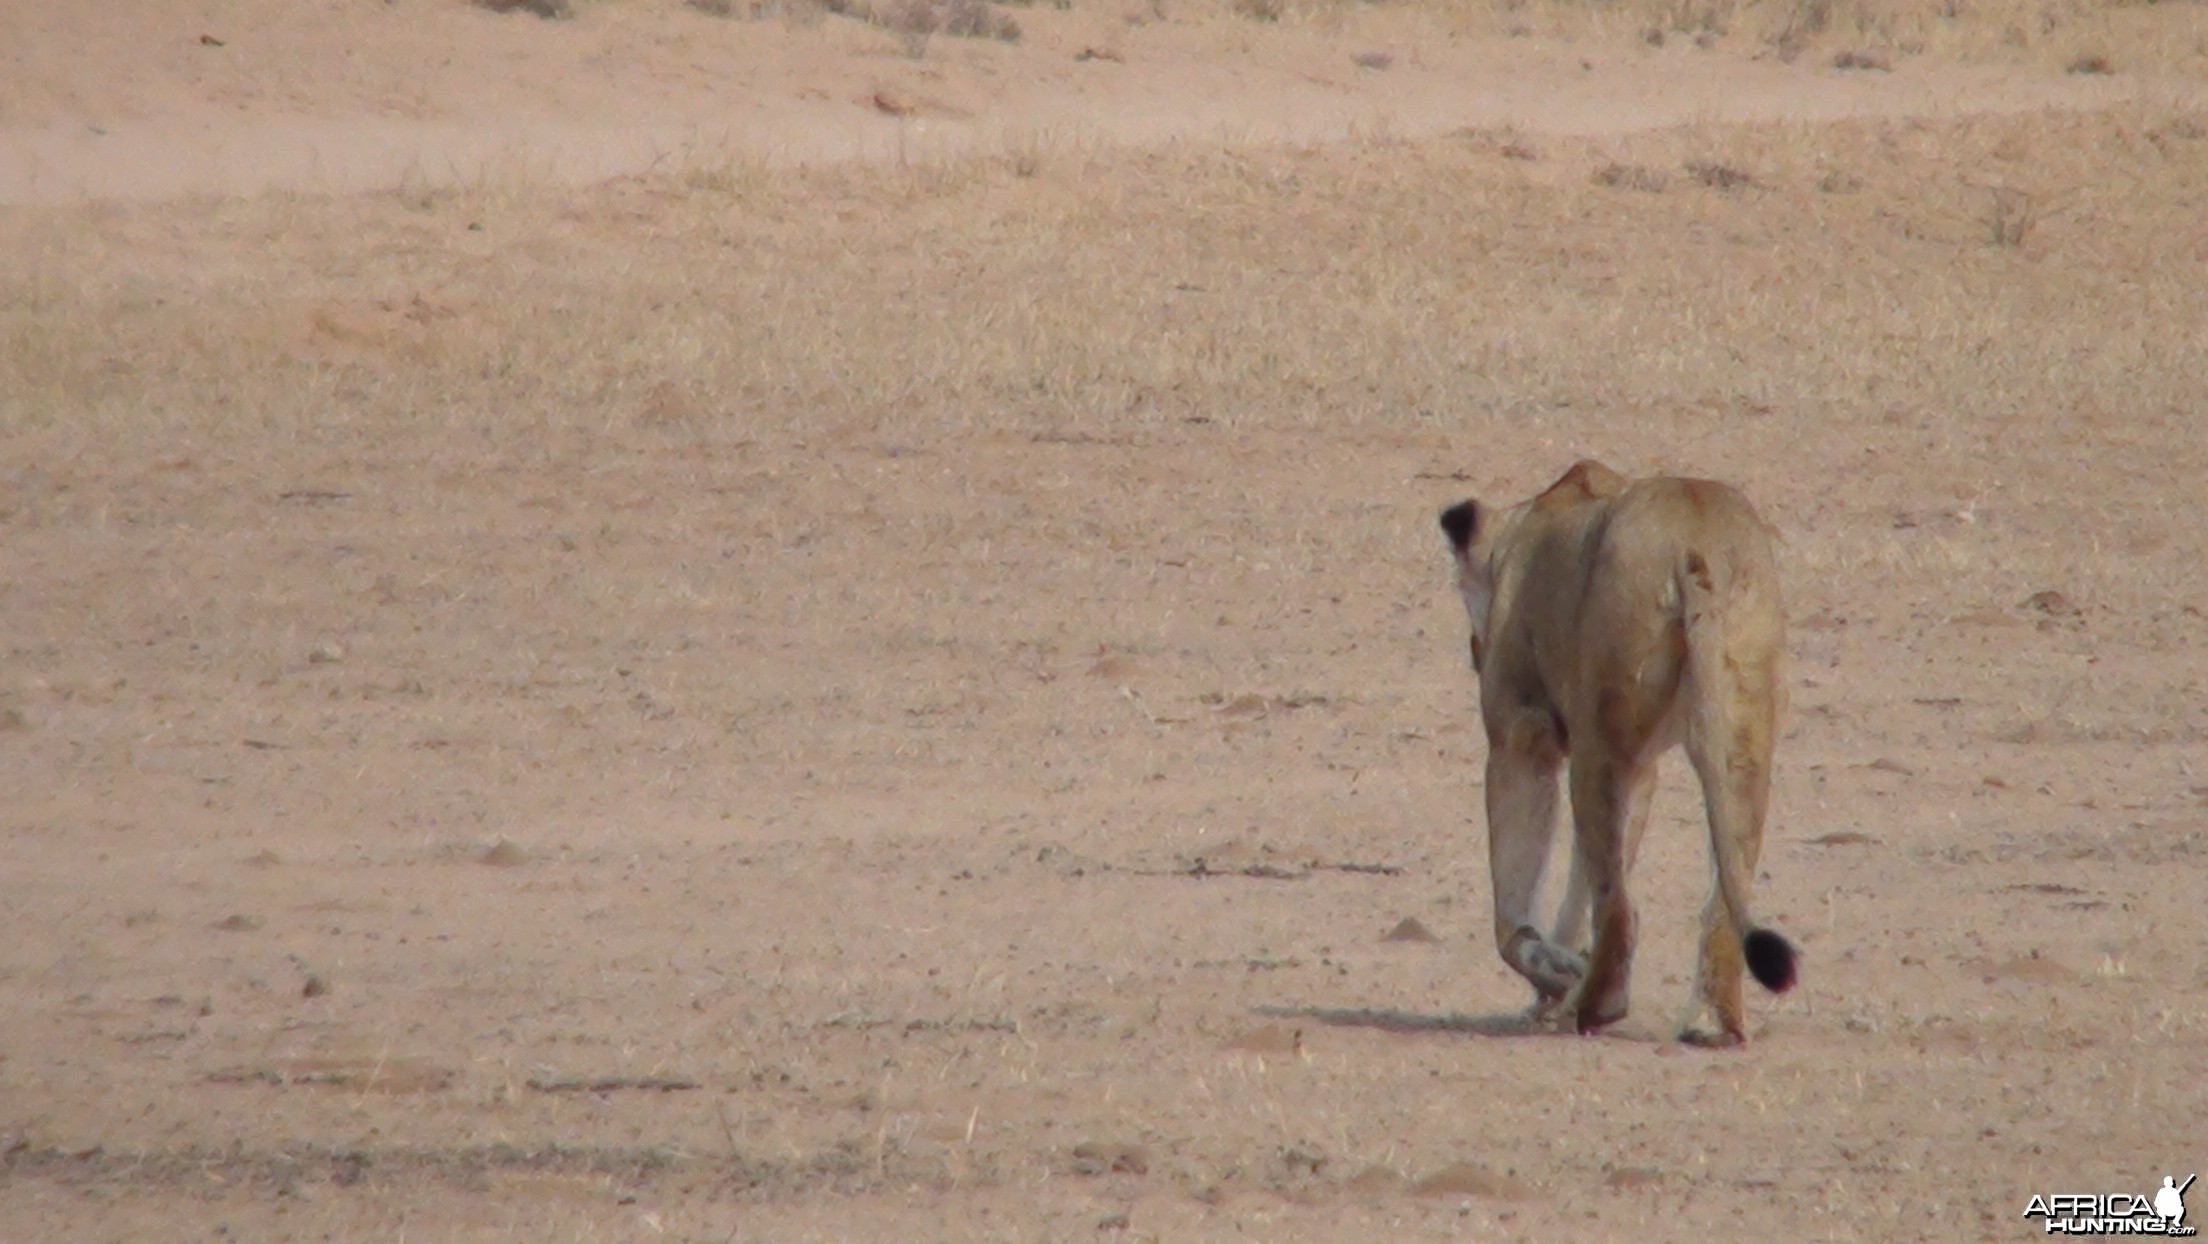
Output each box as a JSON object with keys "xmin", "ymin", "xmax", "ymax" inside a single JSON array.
[{"xmin": 1438, "ymin": 460, "xmax": 1796, "ymax": 1044}]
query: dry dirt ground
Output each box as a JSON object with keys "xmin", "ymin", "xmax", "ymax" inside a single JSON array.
[{"xmin": 4, "ymin": 2, "xmax": 2208, "ymax": 1241}]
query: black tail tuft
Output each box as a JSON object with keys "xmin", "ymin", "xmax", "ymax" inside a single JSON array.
[{"xmin": 1744, "ymin": 928, "xmax": 1798, "ymax": 993}]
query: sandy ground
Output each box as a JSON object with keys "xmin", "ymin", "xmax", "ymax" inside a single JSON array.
[
  {"xmin": 1, "ymin": 0, "xmax": 2195, "ymax": 202},
  {"xmin": 3, "ymin": 1, "xmax": 2208, "ymax": 1241}
]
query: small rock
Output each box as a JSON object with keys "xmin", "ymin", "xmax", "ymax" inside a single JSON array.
[
  {"xmin": 633, "ymin": 380, "xmax": 705, "ymax": 429},
  {"xmin": 1070, "ymin": 1141, "xmax": 1149, "ymax": 1176},
  {"xmin": 1605, "ymin": 1165, "xmax": 1664, "ymax": 1188},
  {"xmin": 1805, "ymin": 830, "xmax": 1876, "ymax": 846},
  {"xmin": 1086, "ymin": 655, "xmax": 1142, "ymax": 680},
  {"xmin": 1383, "ymin": 916, "xmax": 1439, "ymax": 943},
  {"xmin": 1220, "ymin": 1024, "xmax": 1301, "ymax": 1055},
  {"xmin": 1412, "ymin": 1162, "xmax": 1534, "ymax": 1200},
  {"xmin": 1213, "ymin": 693, "xmax": 1271, "ymax": 717},
  {"xmin": 2021, "ymin": 589, "xmax": 2082, "ymax": 619},
  {"xmin": 1345, "ymin": 1164, "xmax": 1406, "ymax": 1195},
  {"xmin": 479, "ymin": 840, "xmax": 531, "ymax": 867}
]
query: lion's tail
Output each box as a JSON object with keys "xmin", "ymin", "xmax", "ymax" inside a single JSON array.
[{"xmin": 1677, "ymin": 548, "xmax": 1798, "ymax": 995}]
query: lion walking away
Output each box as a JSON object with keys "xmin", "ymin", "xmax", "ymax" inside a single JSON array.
[{"xmin": 1437, "ymin": 459, "xmax": 1799, "ymax": 1045}]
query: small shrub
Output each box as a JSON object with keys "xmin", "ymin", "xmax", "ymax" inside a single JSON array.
[
  {"xmin": 862, "ymin": 0, "xmax": 1020, "ymax": 49},
  {"xmin": 473, "ymin": 0, "xmax": 572, "ymax": 17},
  {"xmin": 2066, "ymin": 53, "xmax": 2113, "ymax": 75},
  {"xmin": 943, "ymin": 0, "xmax": 1021, "ymax": 40},
  {"xmin": 1833, "ymin": 49, "xmax": 1891, "ymax": 71},
  {"xmin": 1771, "ymin": 0, "xmax": 1831, "ymax": 62},
  {"xmin": 689, "ymin": 0, "xmax": 829, "ymax": 17},
  {"xmin": 1453, "ymin": 126, "xmax": 1536, "ymax": 161},
  {"xmin": 1351, "ymin": 51, "xmax": 1394, "ymax": 70},
  {"xmin": 1984, "ymin": 186, "xmax": 2038, "ymax": 247},
  {"xmin": 879, "ymin": 0, "xmax": 939, "ymax": 33},
  {"xmin": 1593, "ymin": 163, "xmax": 1670, "ymax": 193},
  {"xmin": 1684, "ymin": 160, "xmax": 1754, "ymax": 190}
]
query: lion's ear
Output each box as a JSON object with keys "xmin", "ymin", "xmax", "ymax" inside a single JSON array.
[{"xmin": 1438, "ymin": 500, "xmax": 1481, "ymax": 554}]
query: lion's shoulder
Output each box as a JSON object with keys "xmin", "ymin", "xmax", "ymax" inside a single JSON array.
[{"xmin": 1530, "ymin": 459, "xmax": 1629, "ymax": 514}]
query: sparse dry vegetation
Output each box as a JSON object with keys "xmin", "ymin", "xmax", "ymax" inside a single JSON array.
[
  {"xmin": 687, "ymin": 0, "xmax": 831, "ymax": 19},
  {"xmin": 1684, "ymin": 158, "xmax": 1755, "ymax": 188},
  {"xmin": 19, "ymin": 106, "xmax": 2188, "ymax": 457},
  {"xmin": 845, "ymin": 0, "xmax": 1022, "ymax": 48},
  {"xmin": 473, "ymin": 0, "xmax": 573, "ymax": 17},
  {"xmin": 1593, "ymin": 160, "xmax": 1671, "ymax": 191},
  {"xmin": 689, "ymin": 0, "xmax": 1014, "ymax": 39},
  {"xmin": 1296, "ymin": 0, "xmax": 2208, "ymax": 76},
  {"xmin": 1982, "ymin": 182, "xmax": 2040, "ymax": 245}
]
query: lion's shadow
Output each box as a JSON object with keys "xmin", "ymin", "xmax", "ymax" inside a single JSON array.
[
  {"xmin": 1252, "ymin": 1003, "xmax": 1685, "ymax": 1044},
  {"xmin": 1251, "ymin": 1003, "xmax": 1548, "ymax": 1039}
]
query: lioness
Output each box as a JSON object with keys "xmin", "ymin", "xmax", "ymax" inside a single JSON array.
[{"xmin": 1437, "ymin": 460, "xmax": 1798, "ymax": 1044}]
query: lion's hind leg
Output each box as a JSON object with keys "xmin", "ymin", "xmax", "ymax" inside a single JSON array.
[
  {"xmin": 1676, "ymin": 875, "xmax": 1752, "ymax": 1045},
  {"xmin": 1556, "ymin": 758, "xmax": 1658, "ymax": 957},
  {"xmin": 1566, "ymin": 748, "xmax": 1662, "ymax": 1035},
  {"xmin": 1681, "ymin": 636, "xmax": 1789, "ymax": 1044}
]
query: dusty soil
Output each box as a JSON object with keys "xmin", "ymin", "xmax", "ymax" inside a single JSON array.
[{"xmin": 4, "ymin": 1, "xmax": 2207, "ymax": 1240}]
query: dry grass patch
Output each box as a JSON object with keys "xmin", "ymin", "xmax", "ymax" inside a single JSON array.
[
  {"xmin": 882, "ymin": 0, "xmax": 1022, "ymax": 40},
  {"xmin": 1981, "ymin": 184, "xmax": 2040, "ymax": 246},
  {"xmin": 686, "ymin": 0, "xmax": 832, "ymax": 21},
  {"xmin": 1593, "ymin": 161, "xmax": 1671, "ymax": 191},
  {"xmin": 1267, "ymin": 0, "xmax": 2202, "ymax": 75},
  {"xmin": 1683, "ymin": 159, "xmax": 1755, "ymax": 189},
  {"xmin": 690, "ymin": 0, "xmax": 1020, "ymax": 44},
  {"xmin": 473, "ymin": 0, "xmax": 573, "ymax": 17},
  {"xmin": 8, "ymin": 106, "xmax": 2205, "ymax": 451}
]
